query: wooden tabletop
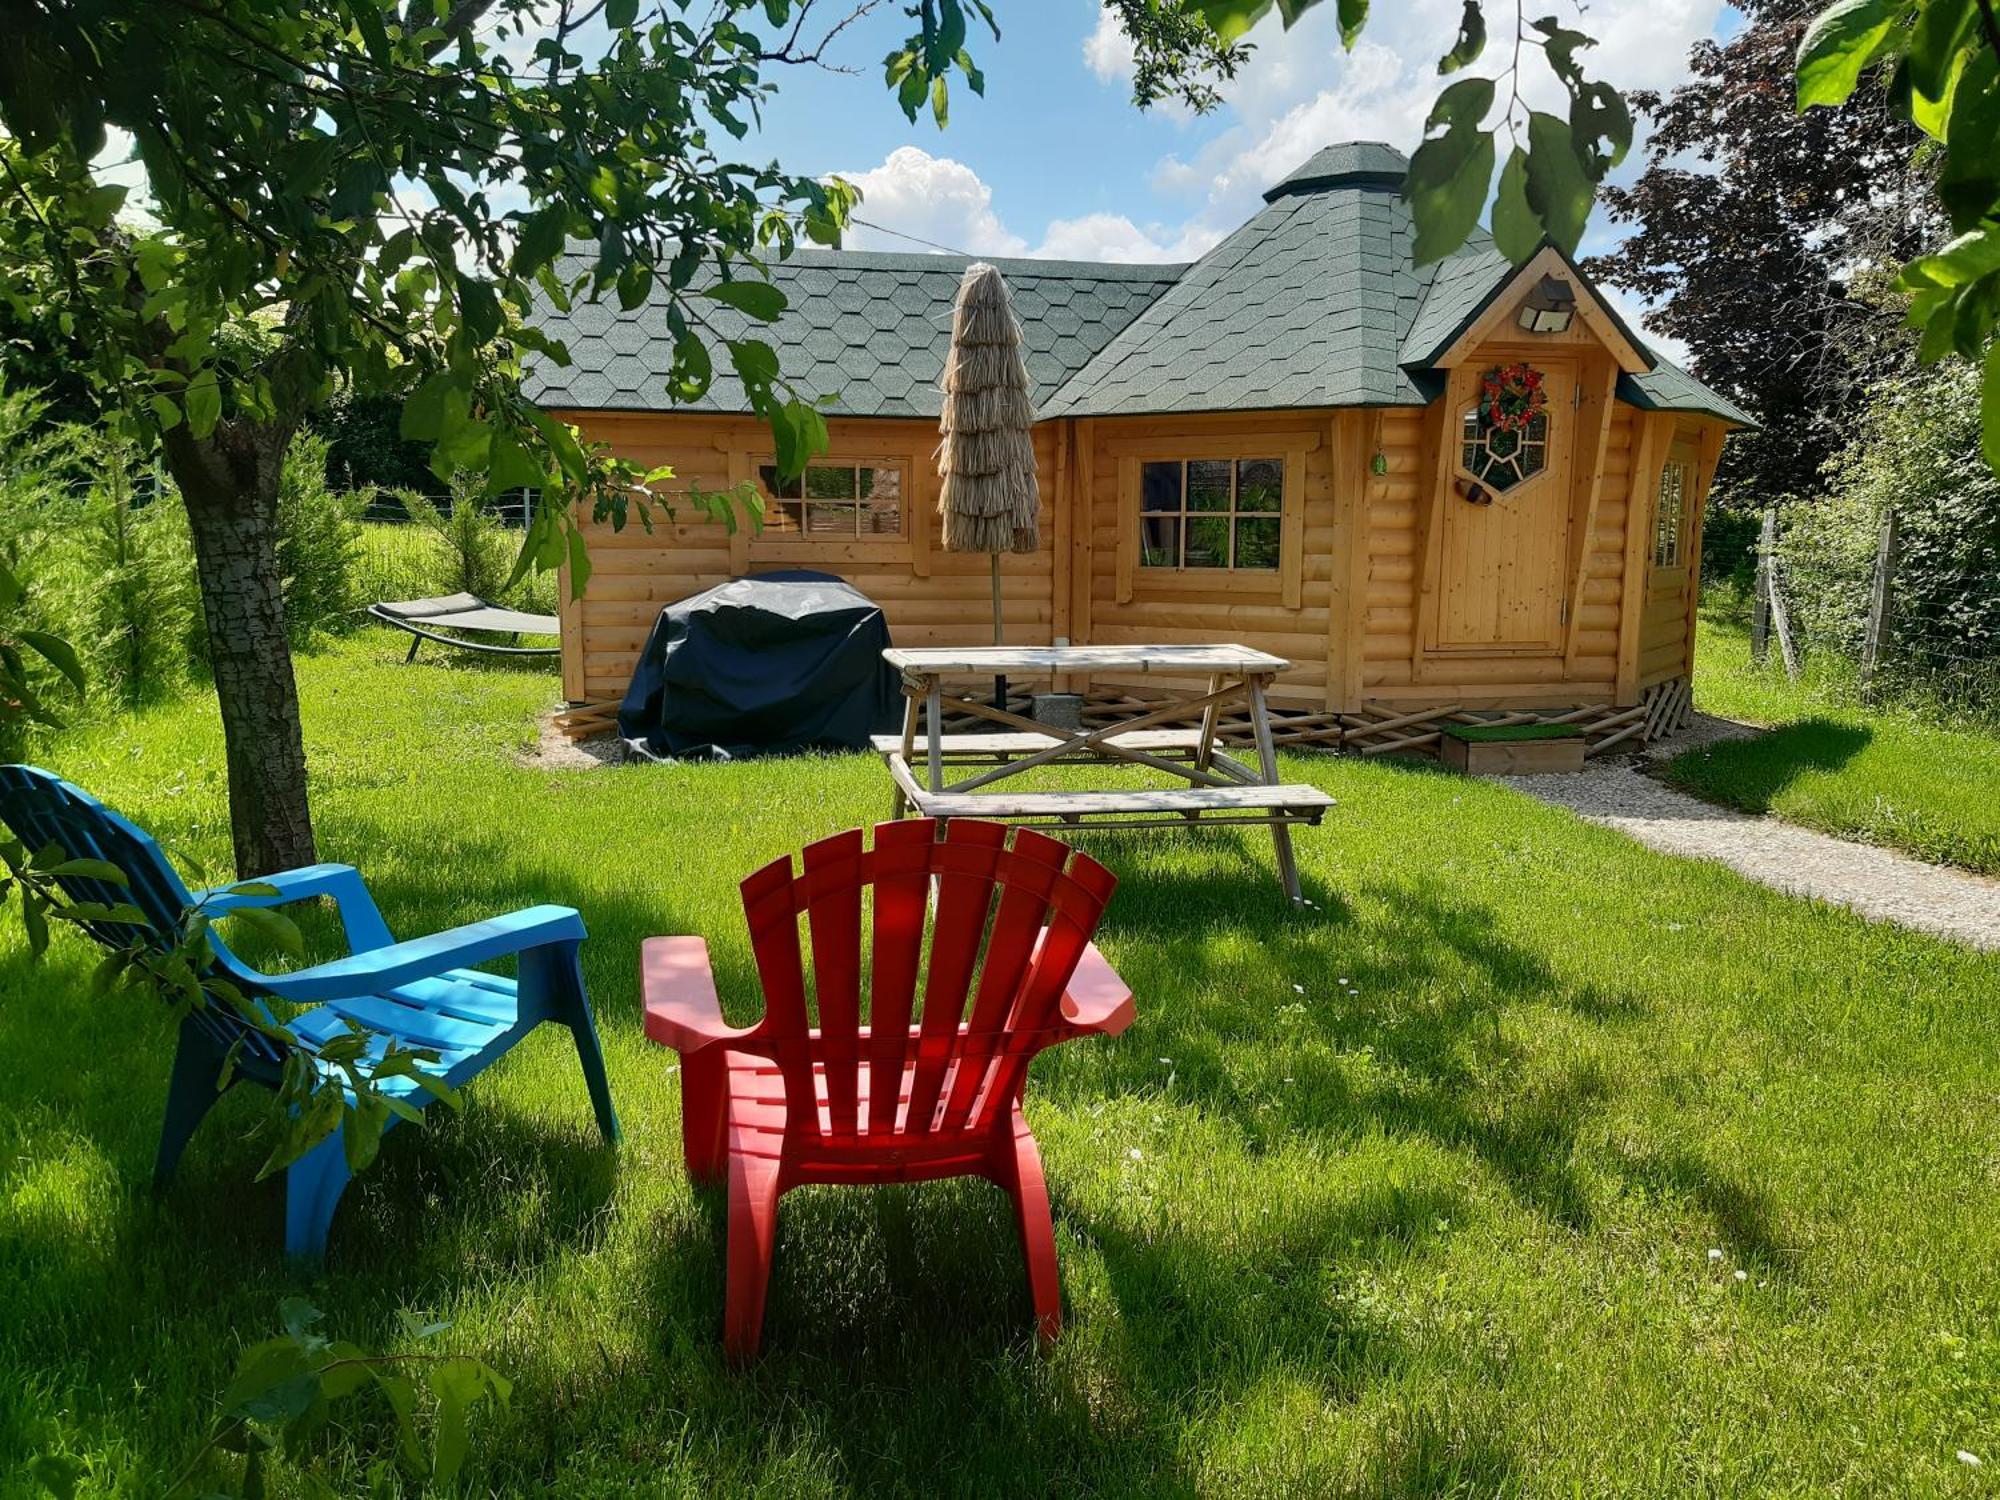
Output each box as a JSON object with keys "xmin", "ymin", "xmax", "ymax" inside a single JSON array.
[{"xmin": 884, "ymin": 644, "xmax": 1292, "ymax": 675}]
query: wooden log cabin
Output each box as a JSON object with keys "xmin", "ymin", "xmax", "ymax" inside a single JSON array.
[{"xmin": 527, "ymin": 142, "xmax": 1750, "ymax": 750}]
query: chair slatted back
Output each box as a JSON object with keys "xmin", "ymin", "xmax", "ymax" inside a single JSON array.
[
  {"xmin": 0, "ymin": 765, "xmax": 285, "ymax": 1064},
  {"xmin": 740, "ymin": 818, "xmax": 1116, "ymax": 1146}
]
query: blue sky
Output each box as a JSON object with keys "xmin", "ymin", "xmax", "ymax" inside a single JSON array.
[{"xmin": 733, "ymin": 1, "xmax": 1743, "ymax": 352}]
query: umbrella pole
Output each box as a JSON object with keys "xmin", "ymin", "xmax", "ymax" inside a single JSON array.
[{"xmin": 991, "ymin": 552, "xmax": 1008, "ymax": 711}]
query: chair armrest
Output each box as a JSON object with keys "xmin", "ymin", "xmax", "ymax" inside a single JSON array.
[
  {"xmin": 1059, "ymin": 942, "xmax": 1135, "ymax": 1037},
  {"xmin": 249, "ymin": 905, "xmax": 586, "ymax": 1003},
  {"xmin": 642, "ymin": 936, "xmax": 759, "ymax": 1055},
  {"xmin": 194, "ymin": 863, "xmax": 393, "ymax": 953}
]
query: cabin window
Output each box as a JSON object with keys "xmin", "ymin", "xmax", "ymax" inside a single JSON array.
[
  {"xmin": 1458, "ymin": 406, "xmax": 1549, "ymax": 494},
  {"xmin": 1137, "ymin": 457, "xmax": 1282, "ymax": 571},
  {"xmin": 1653, "ymin": 454, "xmax": 1691, "ymax": 567},
  {"xmin": 757, "ymin": 462, "xmax": 904, "ymax": 538}
]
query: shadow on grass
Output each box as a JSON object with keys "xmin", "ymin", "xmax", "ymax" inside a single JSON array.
[{"xmin": 1661, "ymin": 716, "xmax": 1872, "ymax": 812}]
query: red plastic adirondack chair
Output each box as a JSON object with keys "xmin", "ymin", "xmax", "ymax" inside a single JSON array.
[{"xmin": 642, "ymin": 817, "xmax": 1135, "ymax": 1361}]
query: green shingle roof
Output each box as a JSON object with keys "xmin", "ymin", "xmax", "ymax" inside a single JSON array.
[
  {"xmin": 521, "ymin": 142, "xmax": 1750, "ymax": 428},
  {"xmin": 521, "ymin": 250, "xmax": 1179, "ymax": 419}
]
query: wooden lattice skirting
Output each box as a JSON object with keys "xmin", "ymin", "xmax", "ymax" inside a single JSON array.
[{"xmin": 553, "ymin": 678, "xmax": 1696, "ymax": 754}]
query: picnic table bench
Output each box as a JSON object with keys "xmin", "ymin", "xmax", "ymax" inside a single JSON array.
[{"xmin": 878, "ymin": 644, "xmax": 1331, "ymax": 902}]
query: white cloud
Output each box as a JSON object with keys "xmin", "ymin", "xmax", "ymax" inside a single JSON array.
[
  {"xmin": 1121, "ymin": 0, "xmax": 1731, "ymax": 241},
  {"xmin": 1035, "ymin": 212, "xmax": 1221, "ymax": 263},
  {"xmin": 840, "ymin": 146, "xmax": 1028, "ymax": 256},
  {"xmin": 1081, "ymin": 4, "xmax": 1135, "ymax": 83},
  {"xmin": 837, "ymin": 146, "xmax": 1219, "ymax": 264}
]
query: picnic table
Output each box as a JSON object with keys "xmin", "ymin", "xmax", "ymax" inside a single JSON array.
[{"xmin": 874, "ymin": 644, "xmax": 1332, "ymax": 902}]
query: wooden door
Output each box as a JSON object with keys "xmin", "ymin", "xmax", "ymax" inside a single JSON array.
[
  {"xmin": 1644, "ymin": 434, "xmax": 1702, "ymax": 676},
  {"xmin": 1430, "ymin": 357, "xmax": 1579, "ymax": 653}
]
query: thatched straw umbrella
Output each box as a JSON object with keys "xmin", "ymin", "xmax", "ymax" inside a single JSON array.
[{"xmin": 937, "ymin": 263, "xmax": 1038, "ymax": 705}]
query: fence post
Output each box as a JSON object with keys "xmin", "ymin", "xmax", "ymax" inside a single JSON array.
[
  {"xmin": 1859, "ymin": 505, "xmax": 1899, "ymax": 701},
  {"xmin": 1750, "ymin": 506, "xmax": 1774, "ymax": 665},
  {"xmin": 1769, "ymin": 556, "xmax": 1801, "ymax": 683}
]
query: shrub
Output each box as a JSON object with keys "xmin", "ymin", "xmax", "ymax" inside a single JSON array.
[
  {"xmin": 307, "ymin": 387, "xmax": 441, "ymax": 499},
  {"xmin": 1779, "ymin": 363, "xmax": 2000, "ymax": 721},
  {"xmin": 273, "ymin": 430, "xmax": 365, "ymax": 642},
  {"xmin": 74, "ymin": 437, "xmax": 197, "ymax": 705}
]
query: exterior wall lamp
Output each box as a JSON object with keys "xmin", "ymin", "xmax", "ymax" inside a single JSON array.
[{"xmin": 1517, "ymin": 275, "xmax": 1576, "ymax": 334}]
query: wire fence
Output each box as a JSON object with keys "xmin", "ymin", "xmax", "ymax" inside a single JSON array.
[{"xmin": 1753, "ymin": 503, "xmax": 2000, "ymax": 730}]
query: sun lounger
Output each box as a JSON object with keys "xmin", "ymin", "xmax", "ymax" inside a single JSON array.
[{"xmin": 367, "ymin": 593, "xmax": 559, "ymax": 660}]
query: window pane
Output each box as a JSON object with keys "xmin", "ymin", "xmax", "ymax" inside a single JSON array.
[
  {"xmin": 860, "ymin": 466, "xmax": 901, "ymax": 535},
  {"xmin": 758, "ymin": 464, "xmax": 803, "ymax": 500},
  {"xmin": 1185, "ymin": 515, "xmax": 1229, "ymax": 568},
  {"xmin": 1237, "ymin": 459, "xmax": 1282, "ymax": 512},
  {"xmin": 1141, "ymin": 461, "xmax": 1182, "ymax": 513},
  {"xmin": 1187, "ymin": 459, "xmax": 1232, "ymax": 512},
  {"xmin": 776, "ymin": 499, "xmax": 804, "ymax": 532},
  {"xmin": 1234, "ymin": 516, "xmax": 1280, "ymax": 570},
  {"xmin": 805, "ymin": 501, "xmax": 853, "ymax": 535},
  {"xmin": 1140, "ymin": 515, "xmax": 1179, "ymax": 567},
  {"xmin": 805, "ymin": 465, "xmax": 856, "ymax": 499}
]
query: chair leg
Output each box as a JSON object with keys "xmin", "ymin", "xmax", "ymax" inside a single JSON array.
[
  {"xmin": 994, "ymin": 1110, "xmax": 1063, "ymax": 1348},
  {"xmin": 679, "ymin": 1051, "xmax": 728, "ymax": 1186},
  {"xmin": 524, "ymin": 943, "xmax": 621, "ymax": 1145},
  {"xmin": 569, "ymin": 1017, "xmax": 621, "ymax": 1146},
  {"xmin": 284, "ymin": 1132, "xmax": 355, "ymax": 1263},
  {"xmin": 723, "ymin": 1148, "xmax": 783, "ymax": 1365},
  {"xmin": 154, "ymin": 1026, "xmax": 226, "ymax": 1192}
]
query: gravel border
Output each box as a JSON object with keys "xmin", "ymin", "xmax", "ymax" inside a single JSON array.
[{"xmin": 1503, "ymin": 723, "xmax": 2000, "ymax": 951}]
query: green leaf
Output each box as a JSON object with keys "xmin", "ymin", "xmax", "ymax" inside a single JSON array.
[
  {"xmin": 0, "ymin": 560, "xmax": 22, "ymax": 611},
  {"xmin": 1984, "ymin": 338, "xmax": 2000, "ymax": 472},
  {"xmin": 1335, "ymin": 0, "xmax": 1368, "ymax": 48},
  {"xmin": 1795, "ymin": 0, "xmax": 1903, "ymax": 108},
  {"xmin": 342, "ymin": 1095, "xmax": 389, "ymax": 1174},
  {"xmin": 1523, "ymin": 111, "xmax": 1595, "ymax": 254},
  {"xmin": 1197, "ymin": 0, "xmax": 1276, "ymax": 42},
  {"xmin": 727, "ymin": 338, "xmax": 782, "ymax": 395},
  {"xmin": 566, "ymin": 523, "xmax": 592, "ymax": 600},
  {"xmin": 616, "ymin": 259, "xmax": 654, "ymax": 311},
  {"xmin": 1490, "ymin": 149, "xmax": 1543, "ymax": 262},
  {"xmin": 1439, "ymin": 0, "xmax": 1485, "ymax": 72},
  {"xmin": 1404, "ymin": 79, "xmax": 1495, "ymax": 266},
  {"xmin": 487, "ymin": 430, "xmax": 548, "ymax": 493},
  {"xmin": 1939, "ymin": 49, "xmax": 2000, "ymax": 231},
  {"xmin": 605, "ymin": 0, "xmax": 638, "ymax": 26},
  {"xmin": 16, "ymin": 630, "xmax": 85, "ymax": 693},
  {"xmin": 705, "ymin": 279, "xmax": 788, "ymax": 321},
  {"xmin": 49, "ymin": 858, "xmax": 128, "ymax": 884},
  {"xmin": 1906, "ymin": 0, "xmax": 1975, "ymax": 100},
  {"xmin": 512, "ymin": 204, "xmax": 570, "ymax": 276},
  {"xmin": 399, "ymin": 372, "xmax": 460, "ymax": 441},
  {"xmin": 184, "ymin": 368, "xmax": 222, "ymax": 439},
  {"xmin": 223, "ymin": 904, "xmax": 305, "ymax": 961}
]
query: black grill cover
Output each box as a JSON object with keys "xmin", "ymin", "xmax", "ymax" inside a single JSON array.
[{"xmin": 617, "ymin": 570, "xmax": 900, "ymax": 761}]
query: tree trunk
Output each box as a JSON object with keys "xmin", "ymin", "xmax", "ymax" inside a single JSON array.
[{"xmin": 163, "ymin": 418, "xmax": 316, "ymax": 878}]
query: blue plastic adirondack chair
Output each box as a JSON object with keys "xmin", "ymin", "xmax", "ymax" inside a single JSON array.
[{"xmin": 0, "ymin": 765, "xmax": 620, "ymax": 1259}]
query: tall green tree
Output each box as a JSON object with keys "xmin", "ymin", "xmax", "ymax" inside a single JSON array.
[
  {"xmin": 0, "ymin": 0, "xmax": 882, "ymax": 874},
  {"xmin": 1586, "ymin": 0, "xmax": 1935, "ymax": 513}
]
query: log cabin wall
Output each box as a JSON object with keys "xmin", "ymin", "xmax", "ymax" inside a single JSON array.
[
  {"xmin": 1077, "ymin": 410, "xmax": 1337, "ymax": 708},
  {"xmin": 1631, "ymin": 416, "xmax": 1726, "ymax": 695},
  {"xmin": 551, "ymin": 397, "xmax": 1719, "ymax": 720},
  {"xmin": 550, "ymin": 411, "xmax": 1059, "ymax": 705}
]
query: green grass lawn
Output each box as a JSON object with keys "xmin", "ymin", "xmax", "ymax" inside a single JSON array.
[
  {"xmin": 6, "ymin": 632, "xmax": 2000, "ymax": 1496},
  {"xmin": 1667, "ymin": 613, "xmax": 2000, "ymax": 874}
]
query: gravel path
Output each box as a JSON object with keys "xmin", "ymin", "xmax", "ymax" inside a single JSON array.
[{"xmin": 1504, "ymin": 755, "xmax": 2000, "ymax": 951}]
